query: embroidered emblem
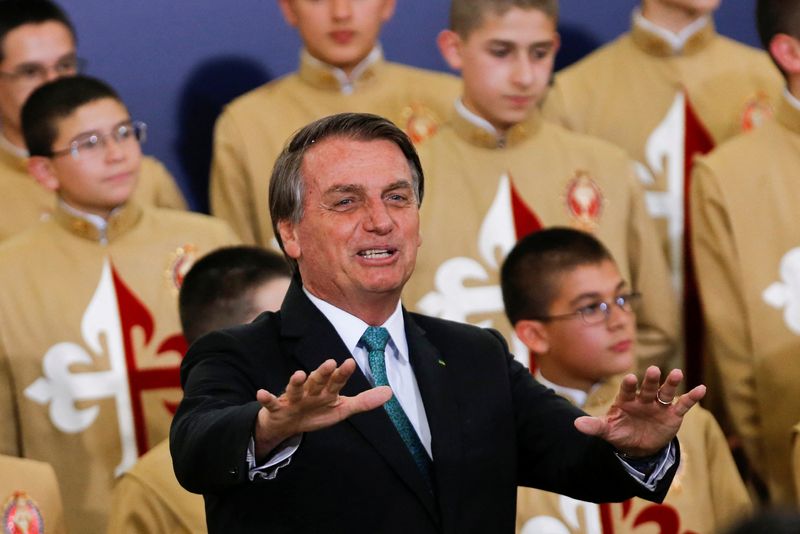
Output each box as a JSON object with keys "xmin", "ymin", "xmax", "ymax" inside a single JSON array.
[
  {"xmin": 741, "ymin": 92, "xmax": 774, "ymax": 132},
  {"xmin": 24, "ymin": 259, "xmax": 186, "ymax": 476},
  {"xmin": 762, "ymin": 247, "xmax": 800, "ymax": 334},
  {"xmin": 400, "ymin": 103, "xmax": 441, "ymax": 145},
  {"xmin": 564, "ymin": 171, "xmax": 604, "ymax": 231},
  {"xmin": 3, "ymin": 491, "xmax": 44, "ymax": 534},
  {"xmin": 165, "ymin": 244, "xmax": 197, "ymax": 292}
]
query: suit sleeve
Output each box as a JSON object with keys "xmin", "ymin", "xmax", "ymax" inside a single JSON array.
[
  {"xmin": 209, "ymin": 109, "xmax": 260, "ymax": 245},
  {"xmin": 496, "ymin": 330, "xmax": 678, "ymax": 504},
  {"xmin": 625, "ymin": 169, "xmax": 679, "ymax": 372},
  {"xmin": 690, "ymin": 159, "xmax": 763, "ymax": 475},
  {"xmin": 170, "ymin": 330, "xmax": 264, "ymax": 494}
]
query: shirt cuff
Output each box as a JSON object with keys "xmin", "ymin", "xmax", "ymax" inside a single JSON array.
[
  {"xmin": 246, "ymin": 434, "xmax": 303, "ymax": 481},
  {"xmin": 615, "ymin": 440, "xmax": 676, "ymax": 491}
]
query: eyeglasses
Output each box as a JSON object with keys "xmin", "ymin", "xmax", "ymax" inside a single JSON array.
[
  {"xmin": 534, "ymin": 292, "xmax": 641, "ymax": 325},
  {"xmin": 49, "ymin": 121, "xmax": 147, "ymax": 160},
  {"xmin": 0, "ymin": 56, "xmax": 85, "ymax": 84}
]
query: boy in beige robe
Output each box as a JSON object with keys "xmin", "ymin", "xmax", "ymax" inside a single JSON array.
[
  {"xmin": 501, "ymin": 228, "xmax": 750, "ymax": 534},
  {"xmin": 0, "ymin": 75, "xmax": 238, "ymax": 532}
]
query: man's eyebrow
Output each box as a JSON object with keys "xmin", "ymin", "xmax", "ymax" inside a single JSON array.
[
  {"xmin": 324, "ymin": 184, "xmax": 365, "ymax": 195},
  {"xmin": 384, "ymin": 180, "xmax": 414, "ymax": 191}
]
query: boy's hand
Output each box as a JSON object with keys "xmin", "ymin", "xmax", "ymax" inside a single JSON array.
[{"xmin": 573, "ymin": 366, "xmax": 706, "ymax": 457}]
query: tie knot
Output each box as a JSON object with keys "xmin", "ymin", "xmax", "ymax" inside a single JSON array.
[{"xmin": 361, "ymin": 326, "xmax": 389, "ymax": 353}]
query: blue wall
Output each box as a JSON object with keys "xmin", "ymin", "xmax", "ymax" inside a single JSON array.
[{"xmin": 59, "ymin": 1, "xmax": 761, "ymax": 210}]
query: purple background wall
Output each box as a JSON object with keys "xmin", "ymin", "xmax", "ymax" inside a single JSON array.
[{"xmin": 58, "ymin": 1, "xmax": 762, "ymax": 210}]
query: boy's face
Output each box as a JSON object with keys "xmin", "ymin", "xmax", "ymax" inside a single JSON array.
[
  {"xmin": 30, "ymin": 97, "xmax": 142, "ymax": 218},
  {"xmin": 0, "ymin": 21, "xmax": 76, "ymax": 146},
  {"xmin": 438, "ymin": 7, "xmax": 559, "ymax": 134},
  {"xmin": 520, "ymin": 259, "xmax": 636, "ymax": 392},
  {"xmin": 278, "ymin": 0, "xmax": 396, "ymax": 74}
]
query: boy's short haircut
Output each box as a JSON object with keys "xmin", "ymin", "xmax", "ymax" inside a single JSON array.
[
  {"xmin": 500, "ymin": 227, "xmax": 613, "ymax": 325},
  {"xmin": 0, "ymin": 0, "xmax": 76, "ymax": 61},
  {"xmin": 179, "ymin": 246, "xmax": 291, "ymax": 344},
  {"xmin": 756, "ymin": 0, "xmax": 800, "ymax": 52},
  {"xmin": 21, "ymin": 75, "xmax": 120, "ymax": 157},
  {"xmin": 449, "ymin": 0, "xmax": 558, "ymax": 37}
]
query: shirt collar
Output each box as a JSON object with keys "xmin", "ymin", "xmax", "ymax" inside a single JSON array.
[
  {"xmin": 451, "ymin": 97, "xmax": 542, "ymax": 149},
  {"xmin": 631, "ymin": 7, "xmax": 714, "ymax": 57},
  {"xmin": 534, "ymin": 371, "xmax": 590, "ymax": 408},
  {"xmin": 53, "ymin": 199, "xmax": 141, "ymax": 244},
  {"xmin": 298, "ymin": 45, "xmax": 383, "ymax": 95},
  {"xmin": 303, "ymin": 288, "xmax": 409, "ymax": 363}
]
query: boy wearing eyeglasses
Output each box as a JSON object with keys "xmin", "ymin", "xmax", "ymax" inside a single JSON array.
[
  {"xmin": 0, "ymin": 0, "xmax": 186, "ymax": 242},
  {"xmin": 0, "ymin": 75, "xmax": 238, "ymax": 533},
  {"xmin": 501, "ymin": 227, "xmax": 751, "ymax": 534}
]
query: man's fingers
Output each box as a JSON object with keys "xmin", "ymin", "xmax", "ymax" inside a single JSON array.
[
  {"xmin": 617, "ymin": 373, "xmax": 638, "ymax": 402},
  {"xmin": 574, "ymin": 415, "xmax": 605, "ymax": 437},
  {"xmin": 285, "ymin": 370, "xmax": 309, "ymax": 402},
  {"xmin": 326, "ymin": 358, "xmax": 357, "ymax": 394},
  {"xmin": 655, "ymin": 368, "xmax": 683, "ymax": 404},
  {"xmin": 638, "ymin": 366, "xmax": 662, "ymax": 404},
  {"xmin": 345, "ymin": 385, "xmax": 392, "ymax": 415},
  {"xmin": 305, "ymin": 359, "xmax": 337, "ymax": 396},
  {"xmin": 673, "ymin": 384, "xmax": 707, "ymax": 417},
  {"xmin": 257, "ymin": 389, "xmax": 280, "ymax": 411}
]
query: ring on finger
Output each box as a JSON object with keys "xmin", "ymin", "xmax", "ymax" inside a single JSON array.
[{"xmin": 656, "ymin": 389, "xmax": 673, "ymax": 406}]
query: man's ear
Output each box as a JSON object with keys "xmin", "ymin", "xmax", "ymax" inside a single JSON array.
[
  {"xmin": 437, "ymin": 29, "xmax": 465, "ymax": 71},
  {"xmin": 27, "ymin": 156, "xmax": 60, "ymax": 192},
  {"xmin": 514, "ymin": 319, "xmax": 550, "ymax": 355},
  {"xmin": 277, "ymin": 0, "xmax": 298, "ymax": 27},
  {"xmin": 277, "ymin": 219, "xmax": 301, "ymax": 260},
  {"xmin": 770, "ymin": 33, "xmax": 800, "ymax": 75}
]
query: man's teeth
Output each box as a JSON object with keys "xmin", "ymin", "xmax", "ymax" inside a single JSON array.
[{"xmin": 360, "ymin": 249, "xmax": 391, "ymax": 258}]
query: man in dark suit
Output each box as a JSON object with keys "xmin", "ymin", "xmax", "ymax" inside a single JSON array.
[{"xmin": 170, "ymin": 112, "xmax": 706, "ymax": 533}]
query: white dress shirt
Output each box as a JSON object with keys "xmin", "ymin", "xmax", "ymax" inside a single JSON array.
[{"xmin": 248, "ymin": 291, "xmax": 432, "ymax": 480}]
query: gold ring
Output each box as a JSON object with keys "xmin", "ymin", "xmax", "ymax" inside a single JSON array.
[{"xmin": 656, "ymin": 389, "xmax": 673, "ymax": 406}]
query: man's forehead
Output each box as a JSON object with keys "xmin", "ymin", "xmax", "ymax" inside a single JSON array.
[{"xmin": 301, "ymin": 136, "xmax": 411, "ymax": 183}]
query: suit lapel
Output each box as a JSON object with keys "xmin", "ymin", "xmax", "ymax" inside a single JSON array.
[
  {"xmin": 279, "ymin": 281, "xmax": 440, "ymax": 522},
  {"xmin": 405, "ymin": 312, "xmax": 463, "ymax": 528}
]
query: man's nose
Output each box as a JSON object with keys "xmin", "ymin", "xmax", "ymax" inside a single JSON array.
[{"xmin": 363, "ymin": 200, "xmax": 393, "ymax": 233}]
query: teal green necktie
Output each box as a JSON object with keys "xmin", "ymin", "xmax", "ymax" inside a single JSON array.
[{"xmin": 361, "ymin": 326, "xmax": 433, "ymax": 487}]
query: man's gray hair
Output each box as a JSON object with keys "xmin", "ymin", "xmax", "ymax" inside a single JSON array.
[{"xmin": 269, "ymin": 112, "xmax": 425, "ymax": 273}]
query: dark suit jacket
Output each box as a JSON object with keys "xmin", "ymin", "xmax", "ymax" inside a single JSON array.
[{"xmin": 170, "ymin": 280, "xmax": 677, "ymax": 533}]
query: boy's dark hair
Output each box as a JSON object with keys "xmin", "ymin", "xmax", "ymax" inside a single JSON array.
[
  {"xmin": 450, "ymin": 0, "xmax": 558, "ymax": 37},
  {"xmin": 179, "ymin": 246, "xmax": 291, "ymax": 344},
  {"xmin": 0, "ymin": 0, "xmax": 76, "ymax": 62},
  {"xmin": 500, "ymin": 227, "xmax": 613, "ymax": 325},
  {"xmin": 21, "ymin": 75, "xmax": 121, "ymax": 157},
  {"xmin": 756, "ymin": 0, "xmax": 800, "ymax": 63}
]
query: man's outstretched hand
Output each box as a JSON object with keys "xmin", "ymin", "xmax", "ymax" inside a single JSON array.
[
  {"xmin": 253, "ymin": 358, "xmax": 392, "ymax": 461},
  {"xmin": 574, "ymin": 366, "xmax": 706, "ymax": 457}
]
